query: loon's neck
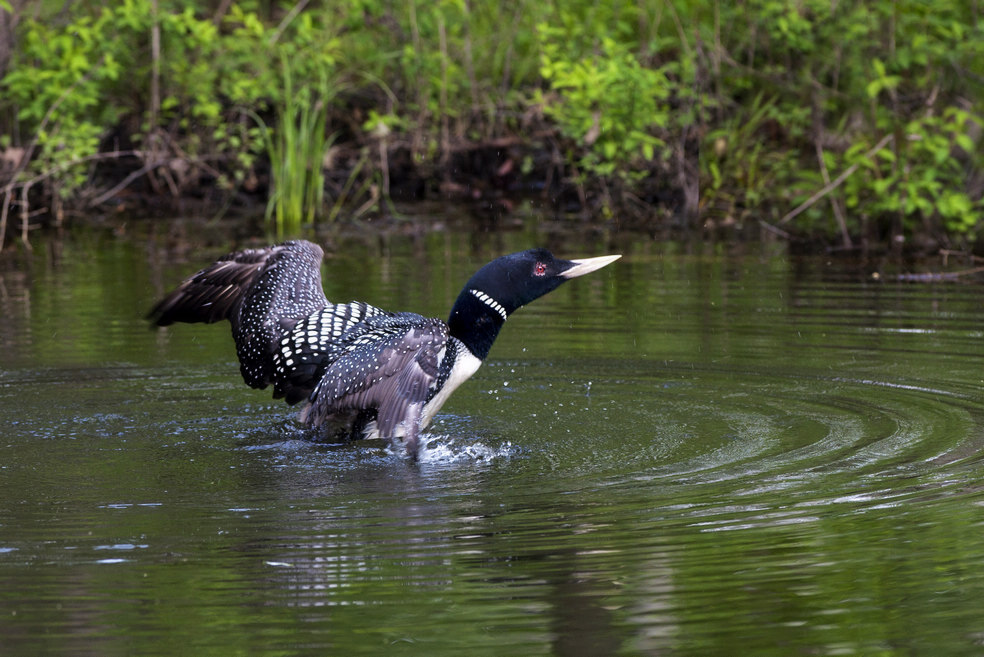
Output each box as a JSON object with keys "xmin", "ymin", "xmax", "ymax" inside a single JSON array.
[{"xmin": 446, "ymin": 288, "xmax": 508, "ymax": 360}]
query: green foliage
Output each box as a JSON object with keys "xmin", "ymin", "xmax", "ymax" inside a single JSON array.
[
  {"xmin": 702, "ymin": 0, "xmax": 984, "ymax": 242},
  {"xmin": 357, "ymin": 0, "xmax": 552, "ymax": 142},
  {"xmin": 1, "ymin": 0, "xmax": 688, "ymax": 228},
  {"xmin": 534, "ymin": 1, "xmax": 683, "ymax": 186},
  {"xmin": 702, "ymin": 94, "xmax": 800, "ymax": 220},
  {"xmin": 838, "ymin": 108, "xmax": 983, "ymax": 235},
  {"xmin": 1, "ymin": 10, "xmax": 123, "ymax": 198},
  {"xmin": 2, "ymin": 0, "xmax": 981, "ymax": 244},
  {"xmin": 0, "ymin": 1, "xmax": 349, "ymax": 214},
  {"xmin": 1, "ymin": 1, "xmax": 267, "ymax": 200},
  {"xmin": 253, "ymin": 55, "xmax": 337, "ymax": 235},
  {"xmin": 539, "ymin": 33, "xmax": 669, "ymax": 180}
]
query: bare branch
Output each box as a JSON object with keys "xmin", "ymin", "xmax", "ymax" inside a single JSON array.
[
  {"xmin": 779, "ymin": 133, "xmax": 894, "ymax": 226},
  {"xmin": 268, "ymin": 0, "xmax": 309, "ymax": 47}
]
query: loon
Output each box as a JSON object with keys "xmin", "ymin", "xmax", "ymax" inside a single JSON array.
[{"xmin": 149, "ymin": 240, "xmax": 620, "ymax": 457}]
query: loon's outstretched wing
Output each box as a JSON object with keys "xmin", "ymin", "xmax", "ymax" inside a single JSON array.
[
  {"xmin": 150, "ymin": 241, "xmax": 330, "ymax": 390},
  {"xmin": 148, "ymin": 244, "xmax": 295, "ymax": 328},
  {"xmin": 304, "ymin": 313, "xmax": 450, "ymax": 446}
]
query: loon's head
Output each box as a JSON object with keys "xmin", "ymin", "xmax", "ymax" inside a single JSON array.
[{"xmin": 448, "ymin": 248, "xmax": 621, "ymax": 358}]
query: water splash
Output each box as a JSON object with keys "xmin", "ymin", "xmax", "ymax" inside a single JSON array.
[{"xmin": 413, "ymin": 435, "xmax": 518, "ymax": 465}]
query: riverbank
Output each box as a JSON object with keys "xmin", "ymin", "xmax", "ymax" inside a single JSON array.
[{"xmin": 0, "ymin": 1, "xmax": 981, "ymax": 252}]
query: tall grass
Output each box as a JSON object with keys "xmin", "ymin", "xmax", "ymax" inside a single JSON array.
[{"xmin": 254, "ymin": 56, "xmax": 335, "ymax": 236}]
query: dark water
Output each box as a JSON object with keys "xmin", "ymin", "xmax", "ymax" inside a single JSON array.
[{"xmin": 2, "ymin": 221, "xmax": 984, "ymax": 656}]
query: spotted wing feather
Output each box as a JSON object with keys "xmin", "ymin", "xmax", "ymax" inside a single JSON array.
[
  {"xmin": 305, "ymin": 313, "xmax": 450, "ymax": 438},
  {"xmin": 272, "ymin": 301, "xmax": 390, "ymax": 404},
  {"xmin": 148, "ymin": 246, "xmax": 280, "ymax": 328},
  {"xmin": 150, "ymin": 241, "xmax": 330, "ymax": 390}
]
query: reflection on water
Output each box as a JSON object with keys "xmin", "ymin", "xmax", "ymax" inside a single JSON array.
[{"xmin": 2, "ymin": 220, "xmax": 984, "ymax": 655}]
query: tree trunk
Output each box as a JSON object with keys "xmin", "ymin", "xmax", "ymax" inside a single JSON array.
[{"xmin": 0, "ymin": 0, "xmax": 31, "ymax": 80}]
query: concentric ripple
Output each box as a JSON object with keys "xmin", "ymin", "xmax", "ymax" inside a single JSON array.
[{"xmin": 467, "ymin": 356, "xmax": 984, "ymax": 527}]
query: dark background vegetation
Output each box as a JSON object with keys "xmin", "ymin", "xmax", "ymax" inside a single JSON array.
[{"xmin": 0, "ymin": 0, "xmax": 981, "ymax": 251}]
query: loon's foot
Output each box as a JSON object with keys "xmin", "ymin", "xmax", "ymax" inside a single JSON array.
[{"xmin": 400, "ymin": 403, "xmax": 424, "ymax": 461}]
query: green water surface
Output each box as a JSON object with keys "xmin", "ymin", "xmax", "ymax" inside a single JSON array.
[{"xmin": 2, "ymin": 220, "xmax": 984, "ymax": 656}]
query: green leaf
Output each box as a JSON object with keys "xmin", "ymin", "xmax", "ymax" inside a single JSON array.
[
  {"xmin": 709, "ymin": 161, "xmax": 721, "ymax": 189},
  {"xmin": 866, "ymin": 79, "xmax": 882, "ymax": 99}
]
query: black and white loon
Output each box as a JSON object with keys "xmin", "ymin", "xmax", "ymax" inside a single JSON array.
[{"xmin": 149, "ymin": 240, "xmax": 619, "ymax": 456}]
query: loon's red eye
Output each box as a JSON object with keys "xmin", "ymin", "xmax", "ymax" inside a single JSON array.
[{"xmin": 534, "ymin": 262, "xmax": 547, "ymax": 276}]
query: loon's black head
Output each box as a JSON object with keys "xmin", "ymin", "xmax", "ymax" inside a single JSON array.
[{"xmin": 447, "ymin": 248, "xmax": 621, "ymax": 359}]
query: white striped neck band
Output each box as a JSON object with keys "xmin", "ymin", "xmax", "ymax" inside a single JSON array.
[{"xmin": 469, "ymin": 288, "xmax": 508, "ymax": 321}]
